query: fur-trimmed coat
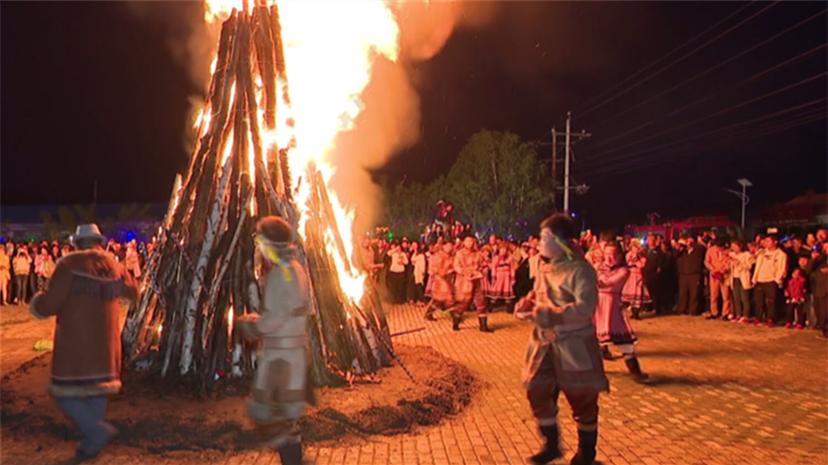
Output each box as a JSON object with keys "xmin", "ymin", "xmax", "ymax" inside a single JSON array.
[{"xmin": 30, "ymin": 249, "xmax": 137, "ymax": 398}]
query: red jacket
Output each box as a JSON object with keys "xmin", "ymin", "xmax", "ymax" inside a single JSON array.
[{"xmin": 785, "ymin": 274, "xmax": 807, "ymax": 302}]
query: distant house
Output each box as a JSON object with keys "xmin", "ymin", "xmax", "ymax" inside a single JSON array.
[{"xmin": 761, "ymin": 191, "xmax": 828, "ymax": 228}]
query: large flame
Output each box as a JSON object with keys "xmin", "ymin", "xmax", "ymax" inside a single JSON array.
[{"xmin": 201, "ymin": 0, "xmax": 400, "ymax": 304}]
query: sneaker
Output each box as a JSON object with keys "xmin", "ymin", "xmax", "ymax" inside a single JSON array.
[
  {"xmin": 766, "ymin": 320, "xmax": 775, "ymax": 328},
  {"xmin": 785, "ymin": 323, "xmax": 793, "ymax": 329},
  {"xmin": 795, "ymin": 324, "xmax": 804, "ymax": 330}
]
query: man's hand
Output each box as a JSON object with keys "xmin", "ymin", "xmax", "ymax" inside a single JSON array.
[{"xmin": 534, "ymin": 303, "xmax": 566, "ymax": 316}]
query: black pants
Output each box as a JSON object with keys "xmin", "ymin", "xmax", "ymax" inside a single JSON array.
[
  {"xmin": 644, "ymin": 273, "xmax": 667, "ymax": 314},
  {"xmin": 753, "ymin": 282, "xmax": 778, "ymax": 322},
  {"xmin": 814, "ymin": 295, "xmax": 828, "ymax": 334},
  {"xmin": 732, "ymin": 278, "xmax": 751, "ymax": 319},
  {"xmin": 14, "ymin": 275, "xmax": 28, "ymax": 303},
  {"xmin": 784, "ymin": 302, "xmax": 805, "ymax": 326},
  {"xmin": 388, "ymin": 271, "xmax": 406, "ymax": 304},
  {"xmin": 678, "ymin": 274, "xmax": 701, "ymax": 315}
]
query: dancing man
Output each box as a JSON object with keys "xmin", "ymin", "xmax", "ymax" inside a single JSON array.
[
  {"xmin": 516, "ymin": 214, "xmax": 608, "ymax": 465},
  {"xmin": 236, "ymin": 216, "xmax": 312, "ymax": 465},
  {"xmin": 452, "ymin": 235, "xmax": 491, "ymax": 332}
]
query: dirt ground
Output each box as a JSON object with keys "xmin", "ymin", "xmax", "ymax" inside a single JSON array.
[{"xmin": 0, "ymin": 345, "xmax": 477, "ymax": 454}]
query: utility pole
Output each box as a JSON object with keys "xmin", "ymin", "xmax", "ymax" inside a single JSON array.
[
  {"xmin": 551, "ymin": 127, "xmax": 557, "ymax": 211},
  {"xmin": 563, "ymin": 113, "xmax": 572, "ymax": 213}
]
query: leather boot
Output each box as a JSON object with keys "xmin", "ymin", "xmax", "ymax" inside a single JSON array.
[
  {"xmin": 277, "ymin": 441, "xmax": 303, "ymax": 465},
  {"xmin": 569, "ymin": 429, "xmax": 597, "ymax": 465},
  {"xmin": 624, "ymin": 357, "xmax": 649, "ymax": 382},
  {"xmin": 600, "ymin": 345, "xmax": 614, "ymax": 361},
  {"xmin": 478, "ymin": 316, "xmax": 493, "ymax": 332},
  {"xmin": 451, "ymin": 312, "xmax": 461, "ymax": 331},
  {"xmin": 528, "ymin": 424, "xmax": 562, "ymax": 464}
]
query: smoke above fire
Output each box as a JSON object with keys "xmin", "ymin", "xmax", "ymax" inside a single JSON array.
[
  {"xmin": 127, "ymin": 1, "xmax": 496, "ymax": 233},
  {"xmin": 331, "ymin": 2, "xmax": 498, "ymax": 233}
]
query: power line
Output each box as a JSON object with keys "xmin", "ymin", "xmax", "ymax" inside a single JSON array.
[
  {"xmin": 578, "ymin": 1, "xmax": 776, "ymax": 118},
  {"xmin": 582, "ymin": 98, "xmax": 826, "ymax": 175},
  {"xmin": 588, "ymin": 7, "xmax": 827, "ymax": 131},
  {"xmin": 580, "ymin": 71, "xmax": 827, "ymax": 166},
  {"xmin": 586, "ymin": 111, "xmax": 826, "ymax": 179},
  {"xmin": 575, "ymin": 1, "xmax": 756, "ymax": 116},
  {"xmin": 584, "ymin": 42, "xmax": 827, "ymax": 152}
]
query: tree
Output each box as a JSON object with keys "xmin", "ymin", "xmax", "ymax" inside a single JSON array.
[{"xmin": 443, "ymin": 130, "xmax": 550, "ymax": 237}]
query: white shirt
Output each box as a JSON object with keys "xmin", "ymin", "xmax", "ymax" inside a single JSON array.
[
  {"xmin": 528, "ymin": 254, "xmax": 540, "ymax": 280},
  {"xmin": 412, "ymin": 253, "xmax": 426, "ymax": 284},
  {"xmin": 388, "ymin": 250, "xmax": 408, "ymax": 273}
]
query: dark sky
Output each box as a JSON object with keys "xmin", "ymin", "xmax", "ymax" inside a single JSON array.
[{"xmin": 2, "ymin": 1, "xmax": 826, "ymax": 229}]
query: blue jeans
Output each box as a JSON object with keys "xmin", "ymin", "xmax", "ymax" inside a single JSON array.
[{"xmin": 56, "ymin": 396, "xmax": 116, "ymax": 454}]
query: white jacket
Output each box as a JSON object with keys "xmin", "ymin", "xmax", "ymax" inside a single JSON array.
[
  {"xmin": 729, "ymin": 251, "xmax": 755, "ymax": 289},
  {"xmin": 752, "ymin": 248, "xmax": 787, "ymax": 286}
]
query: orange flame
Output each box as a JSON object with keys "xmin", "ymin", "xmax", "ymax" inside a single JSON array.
[{"xmin": 203, "ymin": 0, "xmax": 400, "ymax": 304}]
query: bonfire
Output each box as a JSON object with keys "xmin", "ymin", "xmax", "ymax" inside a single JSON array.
[{"xmin": 122, "ymin": 0, "xmax": 402, "ymax": 390}]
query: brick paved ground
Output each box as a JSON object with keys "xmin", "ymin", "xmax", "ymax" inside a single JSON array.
[{"xmin": 2, "ymin": 303, "xmax": 827, "ymax": 465}]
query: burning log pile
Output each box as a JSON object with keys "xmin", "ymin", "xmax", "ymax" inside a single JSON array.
[{"xmin": 122, "ymin": 4, "xmax": 393, "ymax": 390}]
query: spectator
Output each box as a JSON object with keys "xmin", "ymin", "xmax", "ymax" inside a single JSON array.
[
  {"xmin": 642, "ymin": 234, "xmax": 667, "ymax": 314},
  {"xmin": 410, "ymin": 241, "xmax": 427, "ymax": 304},
  {"xmin": 0, "ymin": 247, "xmax": 9, "ymax": 305},
  {"xmin": 752, "ymin": 235, "xmax": 787, "ymax": 327},
  {"xmin": 783, "ymin": 268, "xmax": 807, "ymax": 329},
  {"xmin": 704, "ymin": 239, "xmax": 732, "ymax": 320},
  {"xmin": 35, "ymin": 247, "xmax": 51, "ymax": 291},
  {"xmin": 124, "ymin": 242, "xmax": 142, "ymax": 279},
  {"xmin": 729, "ymin": 240, "xmax": 755, "ymax": 323},
  {"xmin": 808, "ymin": 250, "xmax": 828, "ymax": 338},
  {"xmin": 386, "ymin": 242, "xmax": 408, "ymax": 304},
  {"xmin": 676, "ymin": 236, "xmax": 705, "ymax": 316},
  {"xmin": 13, "ymin": 248, "xmax": 32, "ymax": 304}
]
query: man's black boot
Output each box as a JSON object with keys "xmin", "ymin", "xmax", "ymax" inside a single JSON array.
[
  {"xmin": 569, "ymin": 429, "xmax": 597, "ymax": 465},
  {"xmin": 451, "ymin": 312, "xmax": 461, "ymax": 331},
  {"xmin": 624, "ymin": 356, "xmax": 650, "ymax": 382},
  {"xmin": 277, "ymin": 441, "xmax": 303, "ymax": 465},
  {"xmin": 478, "ymin": 316, "xmax": 493, "ymax": 332},
  {"xmin": 528, "ymin": 424, "xmax": 562, "ymax": 465}
]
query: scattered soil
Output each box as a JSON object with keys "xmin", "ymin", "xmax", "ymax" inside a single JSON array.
[{"xmin": 0, "ymin": 345, "xmax": 477, "ymax": 453}]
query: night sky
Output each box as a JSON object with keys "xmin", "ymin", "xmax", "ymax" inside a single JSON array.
[{"xmin": 2, "ymin": 1, "xmax": 826, "ymax": 229}]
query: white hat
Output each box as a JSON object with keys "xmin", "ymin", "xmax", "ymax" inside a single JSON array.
[{"xmin": 70, "ymin": 224, "xmax": 106, "ymax": 246}]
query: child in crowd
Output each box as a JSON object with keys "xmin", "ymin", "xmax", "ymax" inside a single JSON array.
[{"xmin": 784, "ymin": 267, "xmax": 807, "ymax": 329}]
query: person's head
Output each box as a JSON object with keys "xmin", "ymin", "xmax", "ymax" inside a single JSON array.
[
  {"xmin": 442, "ymin": 242, "xmax": 453, "ymax": 254},
  {"xmin": 791, "ymin": 267, "xmax": 802, "ymax": 279},
  {"xmin": 747, "ymin": 242, "xmax": 759, "ymax": 253},
  {"xmin": 646, "ymin": 234, "xmax": 658, "ymax": 248},
  {"xmin": 539, "ymin": 213, "xmax": 579, "ymax": 260},
  {"xmin": 255, "ymin": 215, "xmax": 293, "ymax": 244},
  {"xmin": 817, "ymin": 228, "xmax": 828, "ymax": 243},
  {"xmin": 70, "ymin": 224, "xmax": 106, "ymax": 251},
  {"xmin": 411, "ymin": 241, "xmax": 419, "ymax": 253},
  {"xmin": 806, "ymin": 233, "xmax": 817, "ymax": 246},
  {"xmin": 797, "ymin": 256, "xmax": 809, "ymax": 270},
  {"xmin": 791, "ymin": 236, "xmax": 803, "ymax": 250},
  {"xmin": 684, "ymin": 235, "xmax": 695, "ymax": 247},
  {"xmin": 764, "ymin": 235, "xmax": 778, "ymax": 250},
  {"xmin": 462, "ymin": 235, "xmax": 476, "ymax": 250},
  {"xmin": 730, "ymin": 240, "xmax": 744, "ymax": 253},
  {"xmin": 488, "ymin": 234, "xmax": 498, "ymax": 246},
  {"xmin": 603, "ymin": 241, "xmax": 623, "ymax": 268}
]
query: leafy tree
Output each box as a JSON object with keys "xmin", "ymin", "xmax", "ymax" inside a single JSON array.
[{"xmin": 443, "ymin": 130, "xmax": 550, "ymax": 237}]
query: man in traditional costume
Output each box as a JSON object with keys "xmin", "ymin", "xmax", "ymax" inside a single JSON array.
[
  {"xmin": 424, "ymin": 242, "xmax": 455, "ymax": 322},
  {"xmin": 515, "ymin": 214, "xmax": 608, "ymax": 465},
  {"xmin": 452, "ymin": 235, "xmax": 491, "ymax": 332},
  {"xmin": 236, "ymin": 216, "xmax": 312, "ymax": 465},
  {"xmin": 30, "ymin": 224, "xmax": 138, "ymax": 460}
]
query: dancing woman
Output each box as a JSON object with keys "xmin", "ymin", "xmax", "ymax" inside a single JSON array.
[{"xmin": 594, "ymin": 241, "xmax": 649, "ymax": 382}]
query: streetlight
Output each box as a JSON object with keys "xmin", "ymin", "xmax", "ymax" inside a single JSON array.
[{"xmin": 726, "ymin": 178, "xmax": 752, "ymax": 231}]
